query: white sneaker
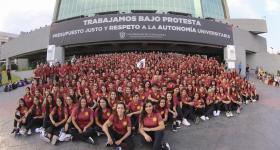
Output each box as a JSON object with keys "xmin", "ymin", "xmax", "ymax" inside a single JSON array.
[
  {"xmin": 19, "ymin": 128, "xmax": 26, "ymax": 135},
  {"xmin": 200, "ymin": 116, "xmax": 206, "ymax": 121},
  {"xmin": 27, "ymin": 129, "xmax": 32, "ymax": 135},
  {"xmin": 35, "ymin": 127, "xmax": 43, "ymax": 133},
  {"xmin": 252, "ymin": 99, "xmax": 257, "ymax": 102},
  {"xmin": 217, "ymin": 110, "xmax": 221, "ymax": 116},
  {"xmin": 245, "ymin": 100, "xmax": 249, "ymax": 104},
  {"xmin": 226, "ymin": 112, "xmax": 230, "ymax": 118},
  {"xmin": 230, "ymin": 112, "xmax": 234, "ymax": 117},
  {"xmin": 176, "ymin": 120, "xmax": 182, "ymax": 126},
  {"xmin": 58, "ymin": 132, "xmax": 66, "ymax": 141},
  {"xmin": 51, "ymin": 135, "xmax": 58, "ymax": 145},
  {"xmin": 213, "ymin": 111, "xmax": 217, "ymax": 116},
  {"xmin": 182, "ymin": 118, "xmax": 191, "ymax": 126},
  {"xmin": 205, "ymin": 116, "xmax": 210, "ymax": 120}
]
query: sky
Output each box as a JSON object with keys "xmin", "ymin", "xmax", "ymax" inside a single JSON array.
[{"xmin": 0, "ymin": 0, "xmax": 279, "ymax": 54}]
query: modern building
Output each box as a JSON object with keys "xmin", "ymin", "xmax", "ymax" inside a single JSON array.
[
  {"xmin": 0, "ymin": 0, "xmax": 279, "ymax": 74},
  {"xmin": 0, "ymin": 32, "xmax": 18, "ymax": 64}
]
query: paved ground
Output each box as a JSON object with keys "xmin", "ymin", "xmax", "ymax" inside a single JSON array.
[{"xmin": 0, "ymin": 75, "xmax": 280, "ymax": 150}]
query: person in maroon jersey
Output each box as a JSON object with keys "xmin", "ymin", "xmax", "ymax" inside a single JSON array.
[
  {"xmin": 181, "ymin": 88, "xmax": 196, "ymax": 125},
  {"xmin": 103, "ymin": 102, "xmax": 134, "ymax": 150},
  {"xmin": 205, "ymin": 90, "xmax": 215, "ymax": 120},
  {"xmin": 95, "ymin": 97, "xmax": 112, "ymax": 136},
  {"xmin": 139, "ymin": 100, "xmax": 170, "ymax": 150},
  {"xmin": 193, "ymin": 93, "xmax": 207, "ymax": 122},
  {"xmin": 156, "ymin": 98, "xmax": 169, "ymax": 124},
  {"xmin": 127, "ymin": 92, "xmax": 143, "ymax": 135},
  {"xmin": 108, "ymin": 91, "xmax": 118, "ymax": 110},
  {"xmin": 42, "ymin": 94, "xmax": 55, "ymax": 130},
  {"xmin": 23, "ymin": 87, "xmax": 33, "ymax": 109},
  {"xmin": 11, "ymin": 98, "xmax": 29, "ymax": 135},
  {"xmin": 40, "ymin": 97, "xmax": 68, "ymax": 145},
  {"xmin": 214, "ymin": 87, "xmax": 225, "ymax": 117},
  {"xmin": 148, "ymin": 84, "xmax": 161, "ymax": 105},
  {"xmin": 229, "ymin": 86, "xmax": 242, "ymax": 114},
  {"xmin": 64, "ymin": 96, "xmax": 77, "ymax": 132},
  {"xmin": 24, "ymin": 96, "xmax": 44, "ymax": 135},
  {"xmin": 84, "ymin": 87, "xmax": 97, "ymax": 110},
  {"xmin": 70, "ymin": 97, "xmax": 95, "ymax": 144},
  {"xmin": 224, "ymin": 88, "xmax": 234, "ymax": 118},
  {"xmin": 34, "ymin": 89, "xmax": 44, "ymax": 103}
]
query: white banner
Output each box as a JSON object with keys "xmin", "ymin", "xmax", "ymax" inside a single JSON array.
[
  {"xmin": 225, "ymin": 45, "xmax": 236, "ymax": 61},
  {"xmin": 47, "ymin": 45, "xmax": 56, "ymax": 62},
  {"xmin": 136, "ymin": 59, "xmax": 146, "ymax": 69}
]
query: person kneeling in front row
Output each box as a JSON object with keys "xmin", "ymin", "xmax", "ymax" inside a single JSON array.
[
  {"xmin": 103, "ymin": 102, "xmax": 134, "ymax": 150},
  {"xmin": 69, "ymin": 97, "xmax": 95, "ymax": 144},
  {"xmin": 139, "ymin": 100, "xmax": 171, "ymax": 150}
]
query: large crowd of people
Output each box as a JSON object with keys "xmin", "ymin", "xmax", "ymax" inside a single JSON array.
[{"xmin": 12, "ymin": 52, "xmax": 259, "ymax": 150}]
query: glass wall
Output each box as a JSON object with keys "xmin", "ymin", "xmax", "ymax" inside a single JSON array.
[
  {"xmin": 56, "ymin": 0, "xmax": 227, "ymax": 21},
  {"xmin": 201, "ymin": 0, "xmax": 225, "ymax": 19}
]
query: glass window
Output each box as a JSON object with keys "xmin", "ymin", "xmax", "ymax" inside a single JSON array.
[
  {"xmin": 201, "ymin": 0, "xmax": 225, "ymax": 19},
  {"xmin": 57, "ymin": 0, "xmax": 226, "ymax": 21}
]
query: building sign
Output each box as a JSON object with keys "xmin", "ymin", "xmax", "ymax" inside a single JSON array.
[{"xmin": 49, "ymin": 13, "xmax": 233, "ymax": 46}]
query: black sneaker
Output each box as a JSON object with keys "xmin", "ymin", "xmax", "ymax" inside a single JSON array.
[
  {"xmin": 88, "ymin": 137, "xmax": 95, "ymax": 145},
  {"xmin": 175, "ymin": 122, "xmax": 181, "ymax": 129},
  {"xmin": 115, "ymin": 146, "xmax": 122, "ymax": 150},
  {"xmin": 172, "ymin": 124, "xmax": 177, "ymax": 132},
  {"xmin": 11, "ymin": 128, "xmax": 17, "ymax": 134},
  {"xmin": 161, "ymin": 142, "xmax": 171, "ymax": 150}
]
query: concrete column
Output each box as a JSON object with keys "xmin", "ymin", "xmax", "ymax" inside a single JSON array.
[
  {"xmin": 224, "ymin": 46, "xmax": 246, "ymax": 77},
  {"xmin": 6, "ymin": 58, "xmax": 11, "ymax": 70},
  {"xmin": 54, "ymin": 46, "xmax": 65, "ymax": 64}
]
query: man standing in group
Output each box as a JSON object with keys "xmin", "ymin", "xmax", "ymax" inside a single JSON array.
[
  {"xmin": 6, "ymin": 68, "xmax": 12, "ymax": 83},
  {"xmin": 246, "ymin": 64, "xmax": 250, "ymax": 80},
  {"xmin": 238, "ymin": 62, "xmax": 242, "ymax": 75}
]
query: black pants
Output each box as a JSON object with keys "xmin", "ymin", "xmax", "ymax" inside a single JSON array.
[
  {"xmin": 242, "ymin": 95, "xmax": 250, "ymax": 102},
  {"xmin": 43, "ymin": 115, "xmax": 51, "ymax": 129},
  {"xmin": 231, "ymin": 103, "xmax": 240, "ymax": 111},
  {"xmin": 205, "ymin": 103, "xmax": 215, "ymax": 117},
  {"xmin": 14, "ymin": 114, "xmax": 21, "ymax": 128},
  {"xmin": 195, "ymin": 107, "xmax": 205, "ymax": 117},
  {"xmin": 131, "ymin": 115, "xmax": 139, "ymax": 132},
  {"xmin": 109, "ymin": 128, "xmax": 134, "ymax": 150},
  {"xmin": 69, "ymin": 127, "xmax": 95, "ymax": 142},
  {"xmin": 13, "ymin": 113, "xmax": 28, "ymax": 128},
  {"xmin": 175, "ymin": 106, "xmax": 184, "ymax": 120},
  {"xmin": 46, "ymin": 124, "xmax": 63, "ymax": 136},
  {"xmin": 25, "ymin": 117, "xmax": 43, "ymax": 130},
  {"xmin": 142, "ymin": 130, "xmax": 164, "ymax": 150},
  {"xmin": 214, "ymin": 102, "xmax": 222, "ymax": 111},
  {"xmin": 181, "ymin": 104, "xmax": 196, "ymax": 121},
  {"xmin": 223, "ymin": 102, "xmax": 232, "ymax": 112}
]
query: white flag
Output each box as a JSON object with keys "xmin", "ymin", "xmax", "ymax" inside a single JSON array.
[{"xmin": 136, "ymin": 59, "xmax": 146, "ymax": 69}]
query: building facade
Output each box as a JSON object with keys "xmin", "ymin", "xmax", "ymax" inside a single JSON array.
[
  {"xmin": 54, "ymin": 0, "xmax": 229, "ymax": 21},
  {"xmin": 1, "ymin": 0, "xmax": 279, "ymax": 74}
]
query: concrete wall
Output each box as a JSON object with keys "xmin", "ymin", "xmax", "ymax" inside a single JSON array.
[
  {"xmin": 220, "ymin": 19, "xmax": 267, "ymax": 34},
  {"xmin": 233, "ymin": 27, "xmax": 267, "ymax": 53},
  {"xmin": 232, "ymin": 27, "xmax": 267, "ymax": 76},
  {"xmin": 0, "ymin": 26, "xmax": 50, "ymax": 59},
  {"xmin": 247, "ymin": 52, "xmax": 280, "ymax": 74}
]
